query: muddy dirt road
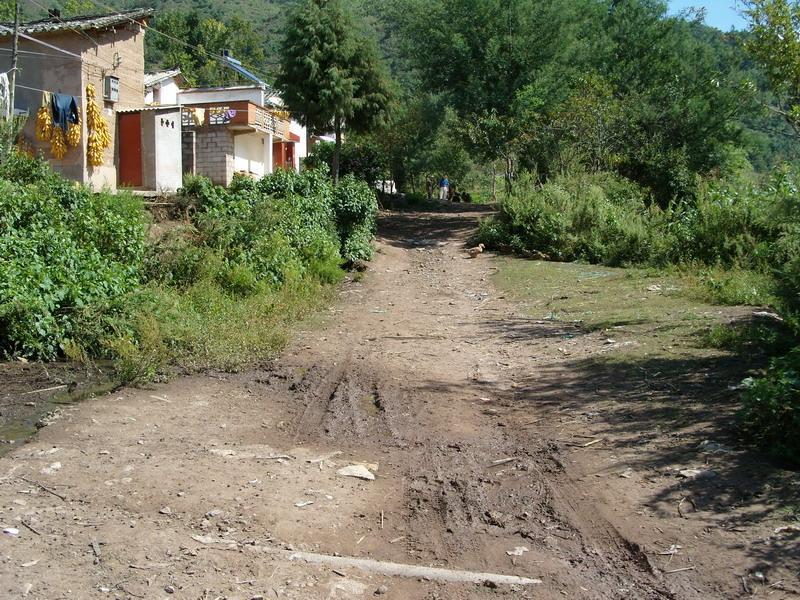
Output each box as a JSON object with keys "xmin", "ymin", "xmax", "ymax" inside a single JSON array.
[{"xmin": 0, "ymin": 206, "xmax": 797, "ymax": 599}]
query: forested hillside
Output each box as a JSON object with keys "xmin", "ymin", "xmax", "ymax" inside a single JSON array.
[{"xmin": 26, "ymin": 0, "xmax": 787, "ymax": 172}]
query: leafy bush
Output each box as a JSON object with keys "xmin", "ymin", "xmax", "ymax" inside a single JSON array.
[
  {"xmin": 181, "ymin": 169, "xmax": 343, "ymax": 287},
  {"xmin": 305, "ymin": 140, "xmax": 387, "ymax": 187},
  {"xmin": 478, "ymin": 167, "xmax": 799, "ymax": 277},
  {"xmin": 738, "ymin": 350, "xmax": 800, "ymax": 465},
  {"xmin": 332, "ymin": 175, "xmax": 378, "ymax": 262},
  {"xmin": 0, "ymin": 156, "xmax": 146, "ymax": 358},
  {"xmin": 476, "ymin": 172, "xmax": 654, "ymax": 266},
  {"xmin": 0, "ymin": 154, "xmax": 375, "ymax": 377}
]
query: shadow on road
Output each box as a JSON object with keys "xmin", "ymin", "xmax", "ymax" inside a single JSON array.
[{"xmin": 378, "ymin": 203, "xmax": 495, "ymax": 250}]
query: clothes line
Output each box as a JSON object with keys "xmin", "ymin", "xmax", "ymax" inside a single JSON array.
[{"xmin": 0, "ymin": 47, "xmax": 80, "ymax": 61}]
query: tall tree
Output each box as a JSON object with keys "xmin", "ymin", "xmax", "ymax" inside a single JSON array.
[
  {"xmin": 744, "ymin": 0, "xmax": 800, "ymax": 136},
  {"xmin": 276, "ymin": 0, "xmax": 391, "ymax": 183}
]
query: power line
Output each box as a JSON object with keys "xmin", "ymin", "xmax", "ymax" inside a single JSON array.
[{"xmin": 24, "ymin": 0, "xmax": 104, "ymax": 51}]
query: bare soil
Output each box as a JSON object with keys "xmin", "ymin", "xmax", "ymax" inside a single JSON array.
[{"xmin": 0, "ymin": 205, "xmax": 797, "ymax": 599}]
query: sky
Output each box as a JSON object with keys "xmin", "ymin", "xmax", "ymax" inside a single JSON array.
[{"xmin": 668, "ymin": 0, "xmax": 747, "ymax": 30}]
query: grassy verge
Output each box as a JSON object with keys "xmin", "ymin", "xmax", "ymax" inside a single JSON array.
[
  {"xmin": 492, "ymin": 258, "xmax": 753, "ymax": 359},
  {"xmin": 108, "ymin": 275, "xmax": 337, "ymax": 384},
  {"xmin": 0, "ymin": 155, "xmax": 377, "ymax": 385}
]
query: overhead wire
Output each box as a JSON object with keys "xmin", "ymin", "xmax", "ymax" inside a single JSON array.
[
  {"xmin": 24, "ymin": 0, "xmax": 104, "ymax": 51},
  {"xmin": 0, "ymin": 47, "xmax": 80, "ymax": 60}
]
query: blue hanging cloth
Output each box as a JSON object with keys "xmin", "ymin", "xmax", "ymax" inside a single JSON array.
[{"xmin": 51, "ymin": 93, "xmax": 79, "ymax": 130}]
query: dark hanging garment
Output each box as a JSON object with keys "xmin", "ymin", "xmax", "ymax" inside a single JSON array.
[{"xmin": 51, "ymin": 93, "xmax": 79, "ymax": 130}]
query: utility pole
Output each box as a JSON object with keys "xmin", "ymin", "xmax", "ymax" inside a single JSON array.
[{"xmin": 9, "ymin": 0, "xmax": 20, "ymax": 120}]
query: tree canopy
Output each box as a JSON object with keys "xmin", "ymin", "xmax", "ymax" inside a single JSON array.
[{"xmin": 275, "ymin": 0, "xmax": 391, "ymax": 183}]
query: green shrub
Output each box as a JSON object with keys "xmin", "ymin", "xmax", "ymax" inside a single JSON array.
[
  {"xmin": 0, "ymin": 159, "xmax": 146, "ymax": 359},
  {"xmin": 305, "ymin": 140, "xmax": 387, "ymax": 187},
  {"xmin": 477, "ymin": 172, "xmax": 653, "ymax": 265},
  {"xmin": 738, "ymin": 350, "xmax": 800, "ymax": 465},
  {"xmin": 332, "ymin": 175, "xmax": 378, "ymax": 262}
]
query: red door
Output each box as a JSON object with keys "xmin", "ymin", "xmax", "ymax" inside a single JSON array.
[{"xmin": 118, "ymin": 112, "xmax": 142, "ymax": 187}]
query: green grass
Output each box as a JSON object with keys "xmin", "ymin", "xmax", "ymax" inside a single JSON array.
[
  {"xmin": 106, "ymin": 275, "xmax": 337, "ymax": 385},
  {"xmin": 492, "ymin": 258, "xmax": 739, "ymax": 358}
]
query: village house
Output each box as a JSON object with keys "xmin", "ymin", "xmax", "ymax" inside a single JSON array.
[
  {"xmin": 0, "ymin": 8, "xmax": 182, "ymax": 192},
  {"xmin": 178, "ymin": 84, "xmax": 305, "ymax": 185},
  {"xmin": 1, "ymin": 9, "xmax": 309, "ymax": 191},
  {"xmin": 144, "ymin": 68, "xmax": 185, "ymax": 106}
]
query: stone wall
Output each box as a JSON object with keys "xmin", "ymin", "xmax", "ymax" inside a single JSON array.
[{"xmin": 182, "ymin": 131, "xmax": 196, "ymax": 176}]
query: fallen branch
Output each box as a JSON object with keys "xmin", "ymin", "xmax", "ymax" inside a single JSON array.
[
  {"xmin": 20, "ymin": 519, "xmax": 41, "ymax": 536},
  {"xmin": 19, "ymin": 477, "xmax": 67, "ymax": 501},
  {"xmin": 22, "ymin": 385, "xmax": 67, "ymax": 396},
  {"xmin": 665, "ymin": 566, "xmax": 696, "ymax": 574},
  {"xmin": 487, "ymin": 458, "xmax": 518, "ymax": 468}
]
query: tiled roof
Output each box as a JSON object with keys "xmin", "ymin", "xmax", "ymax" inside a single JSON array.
[
  {"xmin": 144, "ymin": 69, "xmax": 182, "ymax": 88},
  {"xmin": 0, "ymin": 8, "xmax": 153, "ymax": 36}
]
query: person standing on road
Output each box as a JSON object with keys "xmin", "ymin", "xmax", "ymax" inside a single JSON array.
[{"xmin": 439, "ymin": 175, "xmax": 450, "ymax": 201}]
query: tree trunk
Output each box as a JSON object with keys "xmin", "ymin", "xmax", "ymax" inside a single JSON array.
[
  {"xmin": 333, "ymin": 116, "xmax": 342, "ymax": 185},
  {"xmin": 491, "ymin": 164, "xmax": 497, "ymax": 202}
]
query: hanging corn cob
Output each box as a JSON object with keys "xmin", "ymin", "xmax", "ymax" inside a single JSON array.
[
  {"xmin": 86, "ymin": 84, "xmax": 110, "ymax": 167},
  {"xmin": 35, "ymin": 104, "xmax": 53, "ymax": 142},
  {"xmin": 50, "ymin": 126, "xmax": 67, "ymax": 160},
  {"xmin": 66, "ymin": 117, "xmax": 81, "ymax": 148}
]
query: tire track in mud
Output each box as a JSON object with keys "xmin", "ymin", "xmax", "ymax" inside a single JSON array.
[{"xmin": 242, "ymin": 207, "xmax": 682, "ymax": 597}]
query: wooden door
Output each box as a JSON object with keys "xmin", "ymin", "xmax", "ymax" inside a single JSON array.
[{"xmin": 118, "ymin": 112, "xmax": 142, "ymax": 187}]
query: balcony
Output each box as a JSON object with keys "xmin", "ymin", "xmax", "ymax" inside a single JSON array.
[{"xmin": 181, "ymin": 100, "xmax": 293, "ymax": 140}]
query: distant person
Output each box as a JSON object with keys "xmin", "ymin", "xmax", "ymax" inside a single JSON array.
[{"xmin": 439, "ymin": 175, "xmax": 450, "ymax": 201}]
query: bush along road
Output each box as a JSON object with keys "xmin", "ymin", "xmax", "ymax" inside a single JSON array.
[{"xmin": 0, "ymin": 203, "xmax": 797, "ymax": 599}]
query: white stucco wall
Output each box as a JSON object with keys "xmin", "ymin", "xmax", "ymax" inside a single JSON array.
[
  {"xmin": 233, "ymin": 133, "xmax": 267, "ymax": 177},
  {"xmin": 152, "ymin": 108, "xmax": 182, "ymax": 191},
  {"xmin": 290, "ymin": 119, "xmax": 307, "ymax": 171},
  {"xmin": 147, "ymin": 80, "xmax": 180, "ymax": 106}
]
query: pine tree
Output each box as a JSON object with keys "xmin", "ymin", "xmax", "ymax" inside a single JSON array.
[{"xmin": 276, "ymin": 0, "xmax": 391, "ymax": 183}]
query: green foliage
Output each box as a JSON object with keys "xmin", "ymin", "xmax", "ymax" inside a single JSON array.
[
  {"xmin": 332, "ymin": 175, "xmax": 378, "ymax": 261},
  {"xmin": 180, "ymin": 169, "xmax": 343, "ymax": 287},
  {"xmin": 739, "ymin": 349, "xmax": 800, "ymax": 464},
  {"xmin": 305, "ymin": 140, "xmax": 388, "ymax": 187},
  {"xmin": 145, "ymin": 10, "xmax": 269, "ymax": 87},
  {"xmin": 476, "ymin": 172, "xmax": 655, "ymax": 266},
  {"xmin": 0, "ymin": 154, "xmax": 146, "ymax": 359},
  {"xmin": 478, "ymin": 167, "xmax": 800, "ymax": 279},
  {"xmin": 276, "ymin": 0, "xmax": 391, "ymax": 181},
  {"xmin": 0, "ymin": 151, "xmax": 377, "ymax": 382},
  {"xmin": 744, "ymin": 0, "xmax": 800, "ymax": 135}
]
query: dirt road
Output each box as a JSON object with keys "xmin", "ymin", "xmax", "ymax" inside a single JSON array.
[{"xmin": 0, "ymin": 206, "xmax": 797, "ymax": 599}]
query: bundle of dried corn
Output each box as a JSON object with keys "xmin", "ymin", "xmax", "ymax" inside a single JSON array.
[{"xmin": 86, "ymin": 84, "xmax": 110, "ymax": 167}]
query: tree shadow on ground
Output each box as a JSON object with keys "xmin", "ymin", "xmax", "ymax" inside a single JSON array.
[
  {"xmin": 440, "ymin": 311, "xmax": 800, "ymax": 575},
  {"xmin": 377, "ymin": 204, "xmax": 495, "ymax": 250}
]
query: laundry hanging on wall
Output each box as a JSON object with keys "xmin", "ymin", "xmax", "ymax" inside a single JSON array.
[
  {"xmin": 34, "ymin": 90, "xmax": 81, "ymax": 159},
  {"xmin": 0, "ymin": 73, "xmax": 11, "ymax": 120}
]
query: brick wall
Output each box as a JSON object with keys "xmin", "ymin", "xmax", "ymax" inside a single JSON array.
[{"xmin": 194, "ymin": 128, "xmax": 235, "ymax": 186}]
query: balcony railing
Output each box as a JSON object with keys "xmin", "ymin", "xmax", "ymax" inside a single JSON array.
[{"xmin": 181, "ymin": 101, "xmax": 292, "ymax": 139}]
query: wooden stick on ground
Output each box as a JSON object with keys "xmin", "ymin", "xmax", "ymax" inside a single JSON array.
[{"xmin": 19, "ymin": 476, "xmax": 67, "ymax": 501}]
